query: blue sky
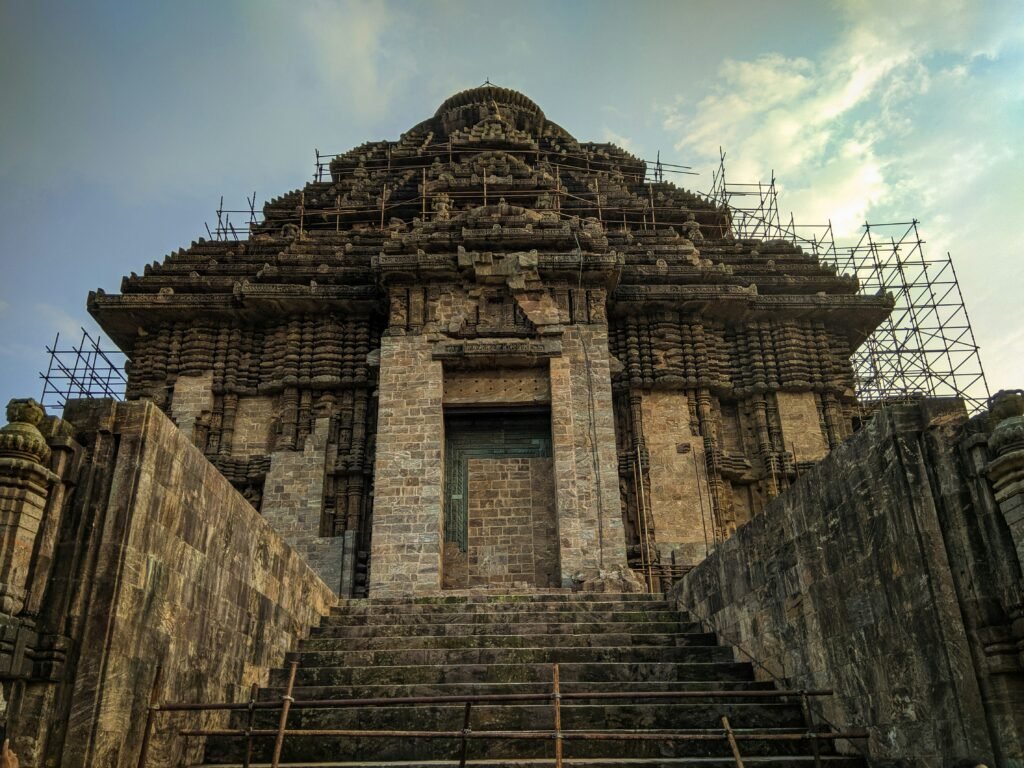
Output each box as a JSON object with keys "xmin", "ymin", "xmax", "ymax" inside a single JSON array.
[{"xmin": 1, "ymin": 0, "xmax": 1022, "ymax": 408}]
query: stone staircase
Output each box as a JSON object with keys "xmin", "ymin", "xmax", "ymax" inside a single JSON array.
[{"xmin": 197, "ymin": 593, "xmax": 865, "ymax": 766}]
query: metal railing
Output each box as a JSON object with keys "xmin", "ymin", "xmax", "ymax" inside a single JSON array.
[{"xmin": 137, "ymin": 662, "xmax": 867, "ymax": 768}]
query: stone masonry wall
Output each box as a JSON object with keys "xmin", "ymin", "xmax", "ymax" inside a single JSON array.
[
  {"xmin": 370, "ymin": 335, "xmax": 445, "ymax": 595},
  {"xmin": 169, "ymin": 371, "xmax": 213, "ymax": 443},
  {"xmin": 55, "ymin": 400, "xmax": 336, "ymax": 768},
  {"xmin": 640, "ymin": 390, "xmax": 709, "ymax": 564},
  {"xmin": 232, "ymin": 395, "xmax": 276, "ymax": 457},
  {"xmin": 261, "ymin": 416, "xmax": 343, "ymax": 592},
  {"xmin": 673, "ymin": 403, "xmax": 999, "ymax": 766},
  {"xmin": 550, "ymin": 326, "xmax": 630, "ymax": 584},
  {"xmin": 464, "ymin": 457, "xmax": 557, "ymax": 588},
  {"xmin": 775, "ymin": 390, "xmax": 829, "ymax": 461}
]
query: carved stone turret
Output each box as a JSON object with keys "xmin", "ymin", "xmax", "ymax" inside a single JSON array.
[
  {"xmin": 987, "ymin": 390, "xmax": 1024, "ymax": 568},
  {"xmin": 0, "ymin": 399, "xmax": 57, "ymax": 616}
]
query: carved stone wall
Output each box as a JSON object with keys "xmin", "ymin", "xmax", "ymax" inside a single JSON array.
[{"xmin": 89, "ymin": 85, "xmax": 891, "ymax": 592}]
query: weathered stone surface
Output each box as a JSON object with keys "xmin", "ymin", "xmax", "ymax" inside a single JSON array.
[
  {"xmin": 443, "ymin": 367, "xmax": 550, "ymax": 406},
  {"xmin": 86, "ymin": 86, "xmax": 890, "ymax": 592},
  {"xmin": 775, "ymin": 390, "xmax": 829, "ymax": 461},
  {"xmin": 370, "ymin": 335, "xmax": 445, "ymax": 595},
  {"xmin": 5, "ymin": 400, "xmax": 335, "ymax": 768},
  {"xmin": 231, "ymin": 394, "xmax": 275, "ymax": 457},
  {"xmin": 986, "ymin": 389, "xmax": 1024, "ymax": 567},
  {"xmin": 550, "ymin": 326, "xmax": 629, "ymax": 585},
  {"xmin": 0, "ymin": 400, "xmax": 57, "ymax": 617},
  {"xmin": 674, "ymin": 402, "xmax": 1024, "ymax": 766},
  {"xmin": 261, "ymin": 416, "xmax": 344, "ymax": 591},
  {"xmin": 201, "ymin": 592, "xmax": 863, "ymax": 766},
  {"xmin": 462, "ymin": 457, "xmax": 557, "ymax": 588},
  {"xmin": 169, "ymin": 370, "xmax": 213, "ymax": 443},
  {"xmin": 639, "ymin": 389, "xmax": 710, "ymax": 565}
]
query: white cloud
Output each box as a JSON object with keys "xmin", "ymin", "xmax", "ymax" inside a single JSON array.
[
  {"xmin": 660, "ymin": 0, "xmax": 1024, "ymax": 396},
  {"xmin": 298, "ymin": 0, "xmax": 414, "ymax": 121},
  {"xmin": 601, "ymin": 128, "xmax": 637, "ymax": 154}
]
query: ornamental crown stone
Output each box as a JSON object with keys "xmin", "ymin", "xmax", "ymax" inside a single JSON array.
[{"xmin": 0, "ymin": 399, "xmax": 51, "ymax": 464}]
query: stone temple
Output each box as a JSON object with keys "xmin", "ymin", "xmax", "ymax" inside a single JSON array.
[{"xmin": 0, "ymin": 86, "xmax": 1022, "ymax": 766}]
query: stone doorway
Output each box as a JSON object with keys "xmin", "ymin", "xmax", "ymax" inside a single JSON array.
[{"xmin": 442, "ymin": 409, "xmax": 559, "ymax": 589}]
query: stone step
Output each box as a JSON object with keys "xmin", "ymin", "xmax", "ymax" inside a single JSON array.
[
  {"xmin": 285, "ymin": 645, "xmax": 735, "ymax": 669},
  {"xmin": 202, "ymin": 592, "xmax": 863, "ymax": 767},
  {"xmin": 271, "ymin": 661, "xmax": 756, "ymax": 688},
  {"xmin": 322, "ymin": 610, "xmax": 684, "ymax": 626},
  {"xmin": 330, "ymin": 602, "xmax": 675, "ymax": 617},
  {"xmin": 235, "ymin": 701, "xmax": 807, "ymax": 733},
  {"xmin": 194, "ymin": 759, "xmax": 863, "ymax": 768},
  {"xmin": 254, "ymin": 679, "xmax": 780, "ymax": 703},
  {"xmin": 202, "ymin": 728, "xmax": 837, "ymax": 763},
  {"xmin": 344, "ymin": 592, "xmax": 667, "ymax": 606},
  {"xmin": 312, "ymin": 620, "xmax": 701, "ymax": 638},
  {"xmin": 299, "ymin": 631, "xmax": 718, "ymax": 651}
]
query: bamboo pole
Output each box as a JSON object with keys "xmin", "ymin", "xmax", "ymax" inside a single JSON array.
[
  {"xmin": 135, "ymin": 665, "xmax": 162, "ymax": 768},
  {"xmin": 270, "ymin": 660, "xmax": 299, "ymax": 768},
  {"xmin": 552, "ymin": 664, "xmax": 563, "ymax": 768},
  {"xmin": 243, "ymin": 682, "xmax": 259, "ymax": 768},
  {"xmin": 721, "ymin": 715, "xmax": 746, "ymax": 767}
]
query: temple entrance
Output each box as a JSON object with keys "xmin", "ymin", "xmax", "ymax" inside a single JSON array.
[{"xmin": 442, "ymin": 409, "xmax": 559, "ymax": 589}]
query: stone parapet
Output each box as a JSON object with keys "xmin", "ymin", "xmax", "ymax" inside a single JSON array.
[
  {"xmin": 674, "ymin": 399, "xmax": 1024, "ymax": 766},
  {"xmin": 2, "ymin": 399, "xmax": 336, "ymax": 768}
]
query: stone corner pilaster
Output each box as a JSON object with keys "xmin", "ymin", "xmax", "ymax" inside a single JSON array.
[{"xmin": 0, "ymin": 399, "xmax": 59, "ymax": 617}]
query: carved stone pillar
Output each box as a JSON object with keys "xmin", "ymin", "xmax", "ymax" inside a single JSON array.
[
  {"xmin": 986, "ymin": 390, "xmax": 1024, "ymax": 570},
  {"xmin": 751, "ymin": 395, "xmax": 779, "ymax": 499},
  {"xmin": 0, "ymin": 400, "xmax": 57, "ymax": 616}
]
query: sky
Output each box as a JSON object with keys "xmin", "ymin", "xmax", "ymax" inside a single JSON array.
[{"xmin": 1, "ymin": 0, "xmax": 1022, "ymax": 410}]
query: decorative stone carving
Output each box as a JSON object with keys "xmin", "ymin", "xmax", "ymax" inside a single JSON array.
[
  {"xmin": 986, "ymin": 390, "xmax": 1024, "ymax": 567},
  {"xmin": 87, "ymin": 85, "xmax": 890, "ymax": 591},
  {"xmin": 0, "ymin": 399, "xmax": 58, "ymax": 616},
  {"xmin": 0, "ymin": 400, "xmax": 50, "ymax": 465}
]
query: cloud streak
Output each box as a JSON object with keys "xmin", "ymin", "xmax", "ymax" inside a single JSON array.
[
  {"xmin": 297, "ymin": 0, "xmax": 414, "ymax": 121},
  {"xmin": 660, "ymin": 0, "xmax": 1024, "ymax": 392}
]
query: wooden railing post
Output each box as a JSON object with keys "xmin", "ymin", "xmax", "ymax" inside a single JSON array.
[
  {"xmin": 136, "ymin": 665, "xmax": 162, "ymax": 768},
  {"xmin": 721, "ymin": 714, "xmax": 745, "ymax": 768},
  {"xmin": 457, "ymin": 701, "xmax": 472, "ymax": 768},
  {"xmin": 270, "ymin": 660, "xmax": 299, "ymax": 768},
  {"xmin": 552, "ymin": 664, "xmax": 563, "ymax": 768},
  {"xmin": 243, "ymin": 682, "xmax": 259, "ymax": 768}
]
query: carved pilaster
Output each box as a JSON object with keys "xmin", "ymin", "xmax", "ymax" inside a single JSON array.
[
  {"xmin": 986, "ymin": 390, "xmax": 1024, "ymax": 575},
  {"xmin": 696, "ymin": 388, "xmax": 729, "ymax": 536},
  {"xmin": 751, "ymin": 395, "xmax": 779, "ymax": 499},
  {"xmin": 0, "ymin": 400, "xmax": 58, "ymax": 616}
]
